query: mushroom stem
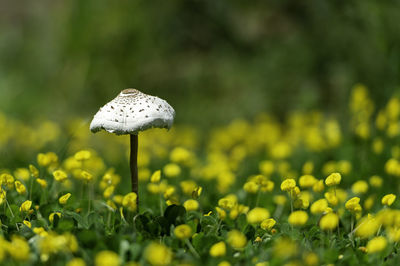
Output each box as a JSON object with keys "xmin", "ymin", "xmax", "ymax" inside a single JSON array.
[{"xmin": 130, "ymin": 134, "xmax": 139, "ymax": 206}]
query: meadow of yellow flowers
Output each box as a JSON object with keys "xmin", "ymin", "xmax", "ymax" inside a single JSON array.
[{"xmin": 0, "ymin": 84, "xmax": 400, "ymax": 265}]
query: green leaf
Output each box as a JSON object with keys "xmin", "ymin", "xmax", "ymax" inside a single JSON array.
[
  {"xmin": 57, "ymin": 218, "xmax": 75, "ymax": 232},
  {"xmin": 64, "ymin": 210, "xmax": 89, "ymax": 229},
  {"xmin": 192, "ymin": 233, "xmax": 219, "ymax": 254},
  {"xmin": 164, "ymin": 205, "xmax": 186, "ymax": 227}
]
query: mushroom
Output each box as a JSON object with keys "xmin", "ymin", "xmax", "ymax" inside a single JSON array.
[{"xmin": 90, "ymin": 88, "xmax": 175, "ymax": 206}]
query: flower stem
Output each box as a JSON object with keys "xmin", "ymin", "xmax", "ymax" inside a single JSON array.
[{"xmin": 185, "ymin": 239, "xmax": 200, "ymax": 259}]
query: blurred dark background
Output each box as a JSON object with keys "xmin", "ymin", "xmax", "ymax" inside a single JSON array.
[{"xmin": 1, "ymin": 0, "xmax": 400, "ymax": 126}]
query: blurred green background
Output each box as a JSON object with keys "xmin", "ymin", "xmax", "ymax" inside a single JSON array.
[{"xmin": 1, "ymin": 0, "xmax": 400, "ymax": 126}]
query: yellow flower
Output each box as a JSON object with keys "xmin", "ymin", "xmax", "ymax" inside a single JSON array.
[
  {"xmin": 273, "ymin": 237, "xmax": 298, "ymax": 258},
  {"xmin": 174, "ymin": 224, "xmax": 193, "ymax": 240},
  {"xmin": 302, "ymin": 161, "xmax": 314, "ymax": 175},
  {"xmin": 369, "ymin": 175, "xmax": 383, "ymax": 187},
  {"xmin": 59, "ymin": 193, "xmax": 72, "ymax": 205},
  {"xmin": 325, "ymin": 173, "xmax": 341, "ymax": 186},
  {"xmin": 33, "ymin": 227, "xmax": 48, "ymax": 237},
  {"xmin": 179, "ymin": 180, "xmax": 196, "ymax": 196},
  {"xmin": 106, "ymin": 200, "xmax": 117, "ymax": 210},
  {"xmin": 163, "ymin": 186, "xmax": 175, "ymax": 199},
  {"xmin": 0, "ymin": 188, "xmax": 5, "ymax": 205},
  {"xmin": 0, "ymin": 173, "xmax": 14, "ymax": 188},
  {"xmin": 299, "ymin": 175, "xmax": 317, "ymax": 188},
  {"xmin": 20, "ymin": 200, "xmax": 32, "ymax": 212},
  {"xmin": 29, "ymin": 164, "xmax": 39, "ymax": 178},
  {"xmin": 74, "ymin": 150, "xmax": 92, "ymax": 161},
  {"xmin": 216, "ymin": 207, "xmax": 226, "ymax": 220},
  {"xmin": 280, "ymin": 179, "xmax": 296, "ymax": 192},
  {"xmin": 387, "ymin": 227, "xmax": 400, "ymax": 242},
  {"xmin": 364, "ymin": 196, "xmax": 375, "ymax": 210},
  {"xmin": 37, "ymin": 152, "xmax": 58, "ymax": 167},
  {"xmin": 144, "ymin": 242, "xmax": 172, "ymax": 266},
  {"xmin": 49, "ymin": 212, "xmax": 62, "ymax": 223},
  {"xmin": 95, "ymin": 250, "xmax": 120, "ymax": 266},
  {"xmin": 366, "ymin": 236, "xmax": 387, "ymax": 253},
  {"xmin": 260, "ymin": 179, "xmax": 274, "ymax": 192},
  {"xmin": 355, "ymin": 215, "xmax": 380, "ymax": 238},
  {"xmin": 8, "ymin": 236, "xmax": 30, "ymax": 261},
  {"xmin": 227, "ymin": 230, "xmax": 247, "ymax": 249},
  {"xmin": 14, "ymin": 181, "xmax": 26, "ymax": 195},
  {"xmin": 303, "ymin": 252, "xmax": 319, "ymax": 266},
  {"xmin": 218, "ymin": 261, "xmax": 231, "ymax": 266},
  {"xmin": 183, "ymin": 199, "xmax": 199, "ymax": 211},
  {"xmin": 345, "ymin": 197, "xmax": 362, "ymax": 213},
  {"xmin": 218, "ymin": 195, "xmax": 237, "ymax": 210},
  {"xmin": 80, "ymin": 170, "xmax": 93, "ymax": 182},
  {"xmin": 193, "ymin": 186, "xmax": 202, "ymax": 198},
  {"xmin": 247, "ymin": 207, "xmax": 270, "ymax": 224},
  {"xmin": 122, "ymin": 192, "xmax": 137, "ymax": 212},
  {"xmin": 260, "ymin": 218, "xmax": 276, "ymax": 231},
  {"xmin": 150, "ymin": 170, "xmax": 161, "ymax": 183},
  {"xmin": 351, "ymin": 180, "xmax": 368, "ymax": 194},
  {"xmin": 53, "ymin": 170, "xmax": 68, "ymax": 182},
  {"xmin": 14, "ymin": 168, "xmax": 30, "ymax": 181},
  {"xmin": 310, "ymin": 199, "xmax": 329, "ymax": 214},
  {"xmin": 113, "ymin": 195, "xmax": 124, "ymax": 205},
  {"xmin": 36, "ymin": 178, "xmax": 48, "ymax": 188},
  {"xmin": 23, "ymin": 220, "xmax": 31, "ymax": 228},
  {"xmin": 337, "ymin": 160, "xmax": 352, "ymax": 175},
  {"xmin": 67, "ymin": 258, "xmax": 86, "ymax": 266},
  {"xmin": 382, "ymin": 194, "xmax": 396, "ymax": 206},
  {"xmin": 274, "ymin": 195, "xmax": 287, "ymax": 205},
  {"xmin": 312, "ymin": 180, "xmax": 325, "ymax": 193},
  {"xmin": 163, "ymin": 163, "xmax": 181, "ymax": 178},
  {"xmin": 288, "ymin": 211, "xmax": 308, "ymax": 226},
  {"xmin": 210, "ymin": 241, "xmax": 226, "ymax": 257},
  {"xmin": 372, "ymin": 138, "xmax": 384, "ymax": 154},
  {"xmin": 259, "ymin": 160, "xmax": 275, "ymax": 176},
  {"xmin": 324, "ymin": 192, "xmax": 338, "ymax": 206},
  {"xmin": 319, "ymin": 213, "xmax": 339, "ymax": 231},
  {"xmin": 103, "ymin": 186, "xmax": 115, "ymax": 199},
  {"xmin": 243, "ymin": 181, "xmax": 259, "ymax": 193}
]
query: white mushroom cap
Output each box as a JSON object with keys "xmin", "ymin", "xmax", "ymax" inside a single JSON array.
[{"xmin": 90, "ymin": 89, "xmax": 175, "ymax": 135}]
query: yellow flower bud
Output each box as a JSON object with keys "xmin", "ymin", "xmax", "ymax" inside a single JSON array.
[
  {"xmin": 53, "ymin": 170, "xmax": 68, "ymax": 182},
  {"xmin": 325, "ymin": 173, "xmax": 341, "ymax": 186},
  {"xmin": 49, "ymin": 212, "xmax": 62, "ymax": 223},
  {"xmin": 382, "ymin": 194, "xmax": 396, "ymax": 206},
  {"xmin": 227, "ymin": 230, "xmax": 247, "ymax": 249},
  {"xmin": 59, "ymin": 193, "xmax": 72, "ymax": 205},
  {"xmin": 20, "ymin": 200, "xmax": 32, "ymax": 212},
  {"xmin": 29, "ymin": 164, "xmax": 39, "ymax": 178},
  {"xmin": 319, "ymin": 213, "xmax": 339, "ymax": 231},
  {"xmin": 288, "ymin": 211, "xmax": 308, "ymax": 226},
  {"xmin": 209, "ymin": 241, "xmax": 226, "ymax": 257},
  {"xmin": 260, "ymin": 218, "xmax": 276, "ymax": 231},
  {"xmin": 183, "ymin": 199, "xmax": 199, "ymax": 211},
  {"xmin": 95, "ymin": 250, "xmax": 119, "ymax": 266},
  {"xmin": 23, "ymin": 220, "xmax": 31, "ymax": 228},
  {"xmin": 247, "ymin": 207, "xmax": 270, "ymax": 224},
  {"xmin": 14, "ymin": 181, "xmax": 26, "ymax": 195},
  {"xmin": 122, "ymin": 192, "xmax": 137, "ymax": 212},
  {"xmin": 150, "ymin": 170, "xmax": 161, "ymax": 183},
  {"xmin": 144, "ymin": 242, "xmax": 172, "ymax": 266},
  {"xmin": 310, "ymin": 199, "xmax": 328, "ymax": 214},
  {"xmin": 366, "ymin": 236, "xmax": 387, "ymax": 253},
  {"xmin": 174, "ymin": 224, "xmax": 193, "ymax": 240},
  {"xmin": 280, "ymin": 179, "xmax": 296, "ymax": 192}
]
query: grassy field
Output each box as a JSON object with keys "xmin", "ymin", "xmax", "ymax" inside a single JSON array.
[{"xmin": 0, "ymin": 85, "xmax": 399, "ymax": 265}]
